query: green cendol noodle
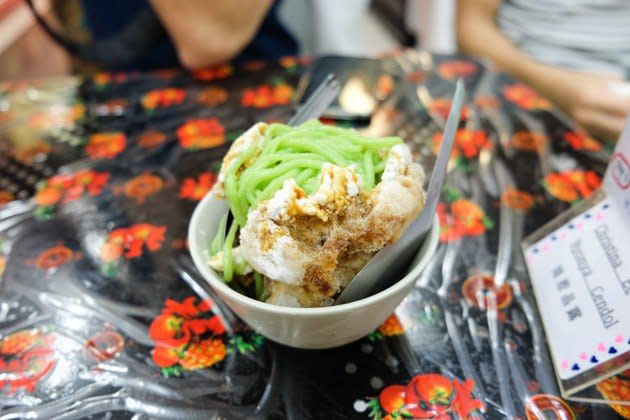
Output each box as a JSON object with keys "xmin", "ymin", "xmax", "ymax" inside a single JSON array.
[{"xmin": 213, "ymin": 119, "xmax": 404, "ymax": 295}]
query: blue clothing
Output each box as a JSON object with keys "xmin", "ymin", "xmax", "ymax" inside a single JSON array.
[{"xmin": 81, "ymin": 0, "xmax": 298, "ymax": 71}]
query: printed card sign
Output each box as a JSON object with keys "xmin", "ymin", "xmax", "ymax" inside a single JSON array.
[
  {"xmin": 523, "ymin": 118, "xmax": 630, "ymax": 402},
  {"xmin": 525, "ymin": 197, "xmax": 628, "ymax": 381}
]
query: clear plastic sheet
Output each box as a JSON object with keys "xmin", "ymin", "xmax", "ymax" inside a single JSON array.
[{"xmin": 0, "ymin": 53, "xmax": 624, "ymax": 419}]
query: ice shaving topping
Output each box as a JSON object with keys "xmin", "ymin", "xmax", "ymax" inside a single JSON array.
[
  {"xmin": 216, "ymin": 119, "xmax": 404, "ymax": 226},
  {"xmin": 213, "ymin": 122, "xmax": 266, "ymax": 197},
  {"xmin": 382, "ymin": 144, "xmax": 412, "ymax": 182},
  {"xmin": 208, "ymin": 119, "xmax": 426, "ymax": 307},
  {"xmin": 311, "ymin": 163, "xmax": 362, "ymax": 207},
  {"xmin": 239, "ymin": 142, "xmax": 424, "ymax": 304},
  {"xmin": 240, "ymin": 163, "xmax": 367, "ymax": 284},
  {"xmin": 266, "ymin": 180, "xmax": 295, "ymax": 220}
]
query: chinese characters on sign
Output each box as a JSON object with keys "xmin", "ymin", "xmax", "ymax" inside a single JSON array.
[
  {"xmin": 525, "ymin": 119, "xmax": 630, "ymax": 388},
  {"xmin": 552, "ymin": 265, "xmax": 582, "ymax": 322}
]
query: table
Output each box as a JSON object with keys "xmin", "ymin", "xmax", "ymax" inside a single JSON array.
[{"xmin": 0, "ymin": 52, "xmax": 623, "ymax": 419}]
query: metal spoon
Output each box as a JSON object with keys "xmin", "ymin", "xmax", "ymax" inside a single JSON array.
[
  {"xmin": 288, "ymin": 73, "xmax": 340, "ymax": 126},
  {"xmin": 335, "ymin": 78, "xmax": 466, "ymax": 305}
]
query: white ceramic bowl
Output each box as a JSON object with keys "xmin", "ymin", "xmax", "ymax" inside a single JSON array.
[{"xmin": 188, "ymin": 193, "xmax": 439, "ymax": 349}]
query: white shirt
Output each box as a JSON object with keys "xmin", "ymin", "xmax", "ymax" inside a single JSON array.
[{"xmin": 498, "ymin": 0, "xmax": 630, "ymax": 77}]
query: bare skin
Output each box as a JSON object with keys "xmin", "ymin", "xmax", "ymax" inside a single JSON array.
[
  {"xmin": 457, "ymin": 0, "xmax": 630, "ymax": 141},
  {"xmin": 150, "ymin": 0, "xmax": 273, "ymax": 70}
]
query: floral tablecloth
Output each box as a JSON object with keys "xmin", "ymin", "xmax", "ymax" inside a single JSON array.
[{"xmin": 0, "ymin": 52, "xmax": 625, "ymax": 419}]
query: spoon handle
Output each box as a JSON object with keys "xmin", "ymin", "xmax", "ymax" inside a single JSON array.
[
  {"xmin": 288, "ymin": 74, "xmax": 340, "ymax": 126},
  {"xmin": 415, "ymin": 78, "xmax": 466, "ymax": 234},
  {"xmin": 334, "ymin": 79, "xmax": 466, "ymax": 305}
]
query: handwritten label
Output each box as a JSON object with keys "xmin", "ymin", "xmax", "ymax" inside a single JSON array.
[
  {"xmin": 595, "ymin": 225, "xmax": 630, "ymax": 295},
  {"xmin": 551, "ymin": 263, "xmax": 583, "ymax": 323},
  {"xmin": 525, "ymin": 197, "xmax": 629, "ymax": 380},
  {"xmin": 525, "ymin": 117, "xmax": 630, "ymax": 391}
]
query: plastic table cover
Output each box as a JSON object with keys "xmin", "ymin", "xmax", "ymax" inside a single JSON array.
[{"xmin": 0, "ymin": 52, "xmax": 625, "ymax": 419}]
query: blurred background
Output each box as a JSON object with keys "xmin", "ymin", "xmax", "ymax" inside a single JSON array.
[
  {"xmin": 0, "ymin": 0, "xmax": 456, "ymax": 81},
  {"xmin": 0, "ymin": 0, "xmax": 68, "ymax": 80}
]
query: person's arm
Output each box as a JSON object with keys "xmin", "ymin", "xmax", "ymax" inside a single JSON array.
[
  {"xmin": 456, "ymin": 0, "xmax": 630, "ymax": 140},
  {"xmin": 150, "ymin": 0, "xmax": 273, "ymax": 70}
]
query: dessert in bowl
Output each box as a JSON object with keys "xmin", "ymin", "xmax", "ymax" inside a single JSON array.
[{"xmin": 188, "ymin": 120, "xmax": 438, "ymax": 348}]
